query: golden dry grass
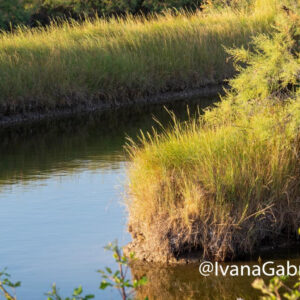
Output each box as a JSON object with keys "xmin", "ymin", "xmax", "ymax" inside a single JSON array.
[
  {"xmin": 125, "ymin": 3, "xmax": 300, "ymax": 261},
  {"xmin": 0, "ymin": 0, "xmax": 276, "ymax": 112}
]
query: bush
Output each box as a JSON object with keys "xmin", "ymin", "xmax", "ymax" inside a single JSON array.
[{"xmin": 0, "ymin": 0, "xmax": 31, "ymax": 30}]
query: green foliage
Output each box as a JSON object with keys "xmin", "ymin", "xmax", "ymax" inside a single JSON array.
[
  {"xmin": 253, "ymin": 276, "xmax": 300, "ymax": 300},
  {"xmin": 45, "ymin": 284, "xmax": 95, "ymax": 300},
  {"xmin": 204, "ymin": 2, "xmax": 300, "ymax": 125},
  {"xmin": 0, "ymin": 269, "xmax": 21, "ymax": 300},
  {"xmin": 224, "ymin": 4, "xmax": 300, "ymax": 103},
  {"xmin": 0, "ymin": 242, "xmax": 146, "ymax": 300},
  {"xmin": 0, "ymin": 0, "xmax": 32, "ymax": 30},
  {"xmin": 0, "ymin": 271, "xmax": 94, "ymax": 300},
  {"xmin": 98, "ymin": 241, "xmax": 147, "ymax": 300}
]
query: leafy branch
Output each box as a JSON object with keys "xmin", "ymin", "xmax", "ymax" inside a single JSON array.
[
  {"xmin": 45, "ymin": 284, "xmax": 94, "ymax": 300},
  {"xmin": 0, "ymin": 269, "xmax": 21, "ymax": 300},
  {"xmin": 252, "ymin": 276, "xmax": 300, "ymax": 300},
  {"xmin": 98, "ymin": 241, "xmax": 147, "ymax": 300},
  {"xmin": 0, "ymin": 241, "xmax": 147, "ymax": 300}
]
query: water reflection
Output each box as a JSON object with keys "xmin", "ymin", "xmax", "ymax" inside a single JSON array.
[
  {"xmin": 0, "ymin": 96, "xmax": 217, "ymax": 299},
  {"xmin": 0, "ymin": 97, "xmax": 215, "ymax": 186},
  {"xmin": 1, "ymin": 95, "xmax": 299, "ymax": 299},
  {"xmin": 132, "ymin": 250, "xmax": 300, "ymax": 300}
]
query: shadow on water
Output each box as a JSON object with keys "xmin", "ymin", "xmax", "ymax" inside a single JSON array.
[{"xmin": 0, "ymin": 96, "xmax": 216, "ymax": 186}]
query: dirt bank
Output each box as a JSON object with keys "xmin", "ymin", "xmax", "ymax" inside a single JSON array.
[
  {"xmin": 0, "ymin": 84, "xmax": 223, "ymax": 128},
  {"xmin": 124, "ymin": 232, "xmax": 300, "ymax": 265}
]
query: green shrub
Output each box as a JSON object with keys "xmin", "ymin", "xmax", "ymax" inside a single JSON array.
[
  {"xmin": 0, "ymin": 0, "xmax": 203, "ymax": 29},
  {"xmin": 252, "ymin": 276, "xmax": 300, "ymax": 299},
  {"xmin": 0, "ymin": 242, "xmax": 146, "ymax": 300},
  {"xmin": 0, "ymin": 0, "xmax": 31, "ymax": 30}
]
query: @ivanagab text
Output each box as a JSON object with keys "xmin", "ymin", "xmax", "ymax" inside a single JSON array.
[{"xmin": 199, "ymin": 261, "xmax": 300, "ymax": 277}]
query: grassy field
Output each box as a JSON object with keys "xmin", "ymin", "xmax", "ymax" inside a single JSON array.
[
  {"xmin": 0, "ymin": 0, "xmax": 276, "ymax": 114},
  {"xmin": 126, "ymin": 1, "xmax": 300, "ymax": 262}
]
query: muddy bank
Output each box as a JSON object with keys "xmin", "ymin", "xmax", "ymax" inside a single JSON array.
[
  {"xmin": 0, "ymin": 84, "xmax": 224, "ymax": 128},
  {"xmin": 124, "ymin": 234, "xmax": 300, "ymax": 265}
]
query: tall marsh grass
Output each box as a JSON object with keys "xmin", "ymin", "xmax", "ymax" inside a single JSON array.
[
  {"xmin": 0, "ymin": 0, "xmax": 277, "ymax": 113},
  {"xmin": 126, "ymin": 2, "xmax": 300, "ymax": 262}
]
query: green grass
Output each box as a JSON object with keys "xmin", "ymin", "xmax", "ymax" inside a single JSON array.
[
  {"xmin": 0, "ymin": 0, "xmax": 276, "ymax": 113},
  {"xmin": 126, "ymin": 2, "xmax": 300, "ymax": 262}
]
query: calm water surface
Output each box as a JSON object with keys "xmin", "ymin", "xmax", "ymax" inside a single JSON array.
[{"xmin": 0, "ymin": 97, "xmax": 299, "ymax": 299}]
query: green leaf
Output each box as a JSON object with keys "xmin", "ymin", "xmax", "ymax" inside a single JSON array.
[
  {"xmin": 99, "ymin": 281, "xmax": 112, "ymax": 290},
  {"xmin": 73, "ymin": 285, "xmax": 83, "ymax": 296},
  {"xmin": 279, "ymin": 275, "xmax": 289, "ymax": 281},
  {"xmin": 138, "ymin": 276, "xmax": 148, "ymax": 286}
]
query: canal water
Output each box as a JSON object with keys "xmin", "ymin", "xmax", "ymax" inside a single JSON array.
[{"xmin": 0, "ymin": 96, "xmax": 298, "ymax": 299}]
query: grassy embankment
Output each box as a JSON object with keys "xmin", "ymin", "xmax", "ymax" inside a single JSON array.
[
  {"xmin": 126, "ymin": 0, "xmax": 300, "ymax": 262},
  {"xmin": 0, "ymin": 0, "xmax": 203, "ymax": 30},
  {"xmin": 0, "ymin": 1, "xmax": 275, "ymax": 115}
]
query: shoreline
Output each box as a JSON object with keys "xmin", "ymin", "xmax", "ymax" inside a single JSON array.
[
  {"xmin": 124, "ymin": 237, "xmax": 300, "ymax": 265},
  {"xmin": 0, "ymin": 84, "xmax": 224, "ymax": 128}
]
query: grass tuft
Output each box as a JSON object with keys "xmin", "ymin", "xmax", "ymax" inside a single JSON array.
[{"xmin": 125, "ymin": 2, "xmax": 300, "ymax": 262}]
